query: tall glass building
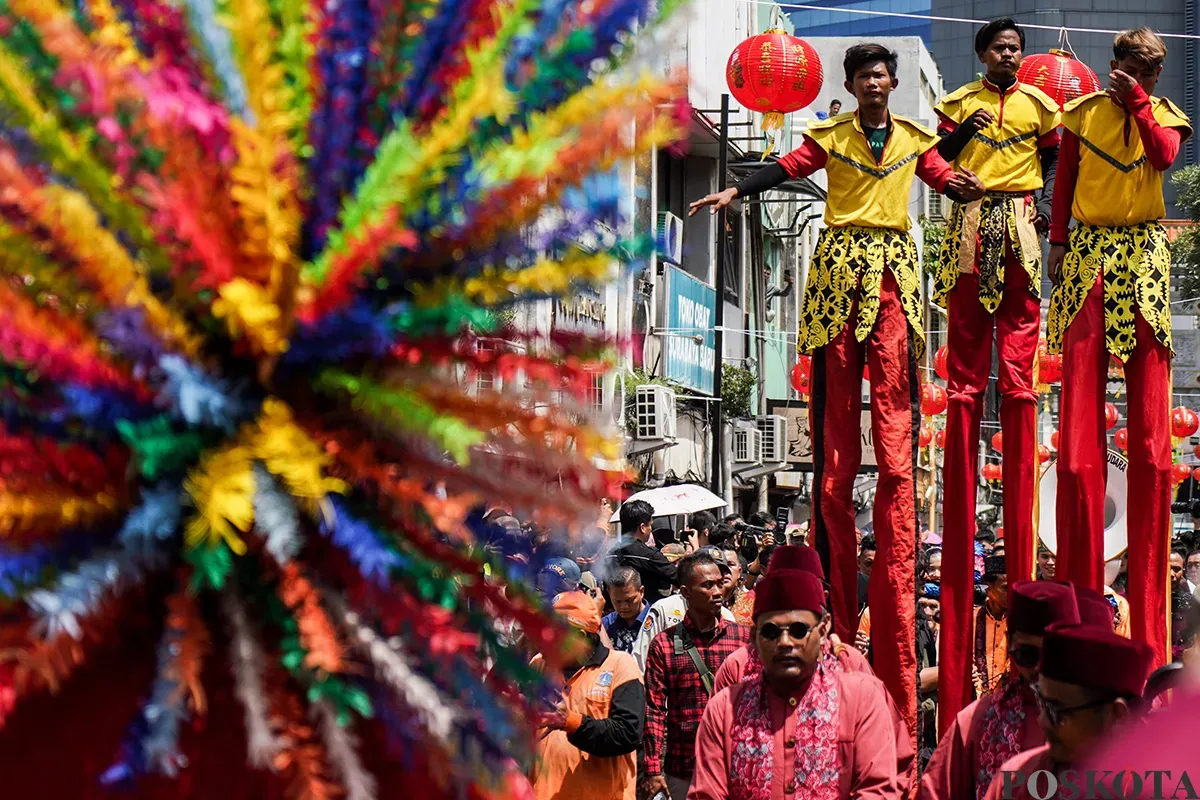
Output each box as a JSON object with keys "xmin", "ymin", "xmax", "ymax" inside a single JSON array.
[{"xmin": 788, "ymin": 0, "xmax": 931, "ymax": 44}]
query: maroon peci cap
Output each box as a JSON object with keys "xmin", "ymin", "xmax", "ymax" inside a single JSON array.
[
  {"xmin": 1041, "ymin": 623, "xmax": 1154, "ymax": 698},
  {"xmin": 1073, "ymin": 586, "xmax": 1115, "ymax": 630},
  {"xmin": 753, "ymin": 570, "xmax": 826, "ymax": 620},
  {"xmin": 767, "ymin": 545, "xmax": 825, "ymax": 580},
  {"xmin": 1008, "ymin": 580, "xmax": 1080, "ymax": 636}
]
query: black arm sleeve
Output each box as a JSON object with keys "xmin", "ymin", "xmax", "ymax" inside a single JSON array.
[
  {"xmin": 566, "ymin": 679, "xmax": 645, "ymax": 757},
  {"xmin": 731, "ymin": 162, "xmax": 789, "ymax": 199},
  {"xmin": 936, "ymin": 122, "xmax": 976, "ymax": 162},
  {"xmin": 647, "ymin": 547, "xmax": 678, "ymax": 586},
  {"xmin": 1037, "ymin": 144, "xmax": 1059, "ymax": 222}
]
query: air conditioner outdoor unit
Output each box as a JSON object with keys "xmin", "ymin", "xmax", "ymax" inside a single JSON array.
[
  {"xmin": 635, "ymin": 384, "xmax": 677, "ymax": 442},
  {"xmin": 733, "ymin": 424, "xmax": 762, "ymax": 465},
  {"xmin": 656, "ymin": 211, "xmax": 684, "ymax": 265},
  {"xmin": 756, "ymin": 415, "xmax": 788, "ymax": 463}
]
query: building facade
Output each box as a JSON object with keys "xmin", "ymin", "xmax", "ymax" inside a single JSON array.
[{"xmin": 788, "ymin": 0, "xmax": 932, "ymax": 46}]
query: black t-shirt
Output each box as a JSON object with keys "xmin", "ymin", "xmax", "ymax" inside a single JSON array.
[{"xmin": 609, "ymin": 537, "xmax": 678, "ymax": 603}]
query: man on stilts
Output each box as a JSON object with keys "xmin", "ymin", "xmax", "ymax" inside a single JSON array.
[
  {"xmin": 692, "ymin": 43, "xmax": 983, "ymax": 757},
  {"xmin": 1048, "ymin": 27, "xmax": 1190, "ymax": 669},
  {"xmin": 932, "ymin": 17, "xmax": 1061, "ymax": 733}
]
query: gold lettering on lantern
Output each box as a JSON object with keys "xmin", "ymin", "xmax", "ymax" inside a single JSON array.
[
  {"xmin": 790, "ymin": 45, "xmax": 808, "ymax": 90},
  {"xmin": 759, "ymin": 41, "xmax": 774, "ymax": 87}
]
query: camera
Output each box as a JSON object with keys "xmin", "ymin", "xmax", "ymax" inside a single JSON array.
[
  {"xmin": 1172, "ymin": 499, "xmax": 1200, "ymax": 516},
  {"xmin": 734, "ymin": 522, "xmax": 769, "ymax": 539}
]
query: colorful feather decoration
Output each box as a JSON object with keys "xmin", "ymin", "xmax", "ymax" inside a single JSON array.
[{"xmin": 0, "ymin": 0, "xmax": 685, "ymax": 795}]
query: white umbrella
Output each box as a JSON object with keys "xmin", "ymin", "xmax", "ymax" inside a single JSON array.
[{"xmin": 610, "ymin": 484, "xmax": 727, "ymax": 521}]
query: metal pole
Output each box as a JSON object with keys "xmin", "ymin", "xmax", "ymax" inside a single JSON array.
[{"xmin": 711, "ymin": 94, "xmax": 730, "ymax": 497}]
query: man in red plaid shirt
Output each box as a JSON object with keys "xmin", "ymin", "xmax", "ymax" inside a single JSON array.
[{"xmin": 642, "ymin": 551, "xmax": 751, "ymax": 799}]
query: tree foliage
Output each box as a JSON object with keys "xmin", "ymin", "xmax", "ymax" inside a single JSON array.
[{"xmin": 1170, "ymin": 166, "xmax": 1200, "ymax": 302}]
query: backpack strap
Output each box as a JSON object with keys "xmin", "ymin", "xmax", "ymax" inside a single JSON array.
[{"xmin": 671, "ymin": 623, "xmax": 715, "ymax": 696}]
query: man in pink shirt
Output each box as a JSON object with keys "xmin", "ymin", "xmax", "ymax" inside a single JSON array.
[
  {"xmin": 918, "ymin": 581, "xmax": 1080, "ymax": 800},
  {"xmin": 689, "ymin": 570, "xmax": 899, "ymax": 800},
  {"xmin": 982, "ymin": 623, "xmax": 1153, "ymax": 800}
]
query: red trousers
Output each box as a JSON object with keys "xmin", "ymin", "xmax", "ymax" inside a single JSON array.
[
  {"xmin": 938, "ymin": 258, "xmax": 1041, "ymax": 735},
  {"xmin": 1057, "ymin": 276, "xmax": 1172, "ymax": 668},
  {"xmin": 811, "ymin": 269, "xmax": 918, "ymax": 749}
]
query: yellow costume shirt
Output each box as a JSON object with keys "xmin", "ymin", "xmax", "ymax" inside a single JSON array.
[
  {"xmin": 935, "ymin": 79, "xmax": 1060, "ymax": 192},
  {"xmin": 790, "ymin": 113, "xmax": 939, "ymax": 356},
  {"xmin": 1061, "ymin": 91, "xmax": 1190, "ymax": 226}
]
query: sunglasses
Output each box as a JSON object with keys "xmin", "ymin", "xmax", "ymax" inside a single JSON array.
[
  {"xmin": 759, "ymin": 621, "xmax": 814, "ymax": 642},
  {"xmin": 1008, "ymin": 643, "xmax": 1042, "ymax": 669},
  {"xmin": 1033, "ymin": 689, "xmax": 1111, "ymax": 727}
]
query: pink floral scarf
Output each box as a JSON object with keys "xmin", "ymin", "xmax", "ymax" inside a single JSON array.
[
  {"xmin": 728, "ymin": 666, "xmax": 841, "ymax": 800},
  {"xmin": 975, "ymin": 677, "xmax": 1031, "ymax": 800}
]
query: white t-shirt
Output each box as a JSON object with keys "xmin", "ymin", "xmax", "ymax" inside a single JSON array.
[{"xmin": 630, "ymin": 594, "xmax": 735, "ymax": 672}]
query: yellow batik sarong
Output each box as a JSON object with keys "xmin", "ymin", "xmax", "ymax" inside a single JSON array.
[
  {"xmin": 933, "ymin": 192, "xmax": 1041, "ymax": 312},
  {"xmin": 1047, "ymin": 222, "xmax": 1172, "ymax": 360},
  {"xmin": 799, "ymin": 226, "xmax": 925, "ymax": 358}
]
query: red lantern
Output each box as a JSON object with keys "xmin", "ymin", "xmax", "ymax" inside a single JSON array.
[
  {"xmin": 921, "ymin": 383, "xmax": 948, "ymax": 416},
  {"xmin": 1172, "ymin": 462, "xmax": 1192, "ymax": 485},
  {"xmin": 726, "ymin": 30, "xmax": 823, "ymax": 135},
  {"xmin": 918, "ymin": 425, "xmax": 933, "ymax": 448},
  {"xmin": 1050, "ymin": 430, "xmax": 1060, "ymax": 450},
  {"xmin": 1192, "ymin": 467, "xmax": 1200, "ymax": 482},
  {"xmin": 1038, "ymin": 444, "xmax": 1051, "ymax": 464},
  {"xmin": 982, "ymin": 463, "xmax": 1002, "ymax": 482},
  {"xmin": 991, "ymin": 431, "xmax": 1004, "ymax": 454},
  {"xmin": 790, "ymin": 356, "xmax": 812, "ymax": 394},
  {"xmin": 1194, "ymin": 444, "xmax": 1200, "ymax": 460},
  {"xmin": 934, "ymin": 345, "xmax": 949, "ymax": 382},
  {"xmin": 934, "ymin": 429, "xmax": 946, "ymax": 448},
  {"xmin": 1105, "ymin": 403, "xmax": 1119, "ymax": 431},
  {"xmin": 1114, "ymin": 427, "xmax": 1129, "ymax": 451},
  {"xmin": 1171, "ymin": 406, "xmax": 1200, "ymax": 438},
  {"xmin": 1016, "ymin": 50, "xmax": 1101, "ymax": 110}
]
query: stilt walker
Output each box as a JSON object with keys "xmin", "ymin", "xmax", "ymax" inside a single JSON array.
[
  {"xmin": 1048, "ymin": 27, "xmax": 1190, "ymax": 668},
  {"xmin": 932, "ymin": 17, "xmax": 1061, "ymax": 733},
  {"xmin": 692, "ymin": 43, "xmax": 983, "ymax": 754}
]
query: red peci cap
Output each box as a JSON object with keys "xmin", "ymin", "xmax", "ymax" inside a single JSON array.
[
  {"xmin": 1073, "ymin": 586, "xmax": 1115, "ymax": 630},
  {"xmin": 753, "ymin": 570, "xmax": 826, "ymax": 620},
  {"xmin": 1041, "ymin": 623, "xmax": 1153, "ymax": 698},
  {"xmin": 1008, "ymin": 580, "xmax": 1079, "ymax": 636},
  {"xmin": 767, "ymin": 545, "xmax": 824, "ymax": 580}
]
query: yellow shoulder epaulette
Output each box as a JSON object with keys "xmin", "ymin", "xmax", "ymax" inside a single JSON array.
[
  {"xmin": 938, "ymin": 80, "xmax": 984, "ymax": 106},
  {"xmin": 892, "ymin": 114, "xmax": 937, "ymax": 138},
  {"xmin": 1063, "ymin": 91, "xmax": 1106, "ymax": 114},
  {"xmin": 1018, "ymin": 83, "xmax": 1061, "ymax": 114}
]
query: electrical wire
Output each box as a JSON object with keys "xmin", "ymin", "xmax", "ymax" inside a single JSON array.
[{"xmin": 728, "ymin": 0, "xmax": 1200, "ymax": 41}]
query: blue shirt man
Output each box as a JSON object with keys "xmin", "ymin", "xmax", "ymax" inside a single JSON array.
[{"xmin": 602, "ymin": 566, "xmax": 649, "ymax": 655}]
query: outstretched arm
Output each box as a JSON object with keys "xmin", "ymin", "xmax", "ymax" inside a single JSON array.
[{"xmin": 688, "ymin": 137, "xmax": 826, "ymax": 216}]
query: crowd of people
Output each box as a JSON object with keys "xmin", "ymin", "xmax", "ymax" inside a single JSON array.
[{"xmin": 505, "ymin": 493, "xmax": 1200, "ymax": 800}]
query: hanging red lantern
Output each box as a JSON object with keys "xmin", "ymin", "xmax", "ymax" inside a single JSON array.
[
  {"xmin": 918, "ymin": 425, "xmax": 933, "ymax": 448},
  {"xmin": 934, "ymin": 429, "xmax": 946, "ymax": 448},
  {"xmin": 790, "ymin": 356, "xmax": 812, "ymax": 394},
  {"xmin": 1038, "ymin": 444, "xmax": 1051, "ymax": 464},
  {"xmin": 1192, "ymin": 467, "xmax": 1200, "ymax": 482},
  {"xmin": 982, "ymin": 462, "xmax": 1002, "ymax": 482},
  {"xmin": 1105, "ymin": 403, "xmax": 1119, "ymax": 431},
  {"xmin": 921, "ymin": 383, "xmax": 948, "ymax": 416},
  {"xmin": 1193, "ymin": 444, "xmax": 1200, "ymax": 460},
  {"xmin": 726, "ymin": 30, "xmax": 823, "ymax": 136},
  {"xmin": 1114, "ymin": 427, "xmax": 1129, "ymax": 451},
  {"xmin": 1171, "ymin": 406, "xmax": 1200, "ymax": 438},
  {"xmin": 934, "ymin": 345, "xmax": 949, "ymax": 382},
  {"xmin": 1016, "ymin": 49, "xmax": 1101, "ymax": 110},
  {"xmin": 1172, "ymin": 462, "xmax": 1193, "ymax": 485},
  {"xmin": 1050, "ymin": 430, "xmax": 1060, "ymax": 450},
  {"xmin": 991, "ymin": 431, "xmax": 1004, "ymax": 454}
]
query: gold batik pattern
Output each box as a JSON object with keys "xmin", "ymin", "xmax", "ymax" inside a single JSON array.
[
  {"xmin": 798, "ymin": 226, "xmax": 925, "ymax": 357},
  {"xmin": 933, "ymin": 195, "xmax": 1041, "ymax": 312},
  {"xmin": 1047, "ymin": 222, "xmax": 1172, "ymax": 360}
]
